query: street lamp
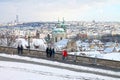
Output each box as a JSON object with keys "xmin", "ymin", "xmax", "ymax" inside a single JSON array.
[
  {"xmin": 28, "ymin": 31, "xmax": 30, "ymax": 53},
  {"xmin": 6, "ymin": 31, "xmax": 9, "ymax": 46}
]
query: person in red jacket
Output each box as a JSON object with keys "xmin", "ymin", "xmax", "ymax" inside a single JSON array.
[{"xmin": 62, "ymin": 49, "xmax": 68, "ymax": 60}]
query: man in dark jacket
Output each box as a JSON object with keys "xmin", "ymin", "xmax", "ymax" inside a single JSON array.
[
  {"xmin": 17, "ymin": 45, "xmax": 20, "ymax": 55},
  {"xmin": 51, "ymin": 48, "xmax": 55, "ymax": 58},
  {"xmin": 46, "ymin": 47, "xmax": 49, "ymax": 57},
  {"xmin": 20, "ymin": 45, "xmax": 23, "ymax": 55},
  {"xmin": 49, "ymin": 47, "xmax": 52, "ymax": 58}
]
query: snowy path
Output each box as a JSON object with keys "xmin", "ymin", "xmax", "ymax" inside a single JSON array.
[
  {"xmin": 0, "ymin": 53, "xmax": 120, "ymax": 80},
  {"xmin": 0, "ymin": 62, "xmax": 101, "ymax": 80},
  {"xmin": 0, "ymin": 61, "xmax": 119, "ymax": 80}
]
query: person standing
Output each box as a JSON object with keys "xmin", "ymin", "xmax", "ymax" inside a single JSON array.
[
  {"xmin": 51, "ymin": 48, "xmax": 55, "ymax": 58},
  {"xmin": 49, "ymin": 47, "xmax": 52, "ymax": 58},
  {"xmin": 17, "ymin": 45, "xmax": 20, "ymax": 55},
  {"xmin": 62, "ymin": 49, "xmax": 68, "ymax": 60},
  {"xmin": 20, "ymin": 45, "xmax": 23, "ymax": 55},
  {"xmin": 46, "ymin": 47, "xmax": 49, "ymax": 57}
]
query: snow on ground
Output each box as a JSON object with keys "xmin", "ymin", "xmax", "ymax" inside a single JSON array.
[
  {"xmin": 68, "ymin": 51, "xmax": 120, "ymax": 61},
  {"xmin": 103, "ymin": 52, "xmax": 120, "ymax": 61},
  {"xmin": 0, "ymin": 61, "xmax": 117, "ymax": 80},
  {"xmin": 0, "ymin": 53, "xmax": 120, "ymax": 80},
  {"xmin": 68, "ymin": 51, "xmax": 103, "ymax": 58}
]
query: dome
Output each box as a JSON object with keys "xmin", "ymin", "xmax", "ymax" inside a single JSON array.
[{"xmin": 52, "ymin": 28, "xmax": 65, "ymax": 34}]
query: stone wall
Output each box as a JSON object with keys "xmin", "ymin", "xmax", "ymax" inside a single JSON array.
[{"xmin": 0, "ymin": 46, "xmax": 120, "ymax": 69}]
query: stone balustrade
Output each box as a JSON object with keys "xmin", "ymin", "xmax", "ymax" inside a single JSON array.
[{"xmin": 0, "ymin": 46, "xmax": 120, "ymax": 69}]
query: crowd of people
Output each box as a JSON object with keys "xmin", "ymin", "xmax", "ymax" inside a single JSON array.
[
  {"xmin": 17, "ymin": 45, "xmax": 68, "ymax": 61},
  {"xmin": 17, "ymin": 45, "xmax": 23, "ymax": 55},
  {"xmin": 46, "ymin": 47, "xmax": 55, "ymax": 58},
  {"xmin": 46, "ymin": 47, "xmax": 68, "ymax": 60}
]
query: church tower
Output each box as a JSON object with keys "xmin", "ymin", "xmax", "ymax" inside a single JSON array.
[{"xmin": 52, "ymin": 18, "xmax": 67, "ymax": 43}]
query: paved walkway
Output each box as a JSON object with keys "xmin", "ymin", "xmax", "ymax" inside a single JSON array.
[{"xmin": 0, "ymin": 55, "xmax": 120, "ymax": 78}]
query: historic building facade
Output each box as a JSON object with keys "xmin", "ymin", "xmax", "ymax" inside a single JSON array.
[{"xmin": 52, "ymin": 18, "xmax": 67, "ymax": 43}]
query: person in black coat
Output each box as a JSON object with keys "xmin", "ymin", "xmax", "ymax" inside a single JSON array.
[
  {"xmin": 20, "ymin": 45, "xmax": 23, "ymax": 55},
  {"xmin": 46, "ymin": 47, "xmax": 49, "ymax": 57},
  {"xmin": 17, "ymin": 45, "xmax": 20, "ymax": 55},
  {"xmin": 51, "ymin": 48, "xmax": 55, "ymax": 58},
  {"xmin": 49, "ymin": 47, "xmax": 52, "ymax": 58}
]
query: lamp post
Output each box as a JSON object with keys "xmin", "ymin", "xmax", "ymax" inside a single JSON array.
[
  {"xmin": 28, "ymin": 31, "xmax": 30, "ymax": 53},
  {"xmin": 6, "ymin": 31, "xmax": 9, "ymax": 46}
]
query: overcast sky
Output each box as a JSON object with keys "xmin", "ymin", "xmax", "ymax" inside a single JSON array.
[{"xmin": 0, "ymin": 0, "xmax": 120, "ymax": 23}]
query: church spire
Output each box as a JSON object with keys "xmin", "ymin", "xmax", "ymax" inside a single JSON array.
[
  {"xmin": 62, "ymin": 17, "xmax": 65, "ymax": 24},
  {"xmin": 61, "ymin": 17, "xmax": 66, "ymax": 32},
  {"xmin": 58, "ymin": 17, "xmax": 60, "ymax": 23},
  {"xmin": 57, "ymin": 17, "xmax": 61, "ymax": 27}
]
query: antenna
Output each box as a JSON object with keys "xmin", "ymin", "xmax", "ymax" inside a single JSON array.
[
  {"xmin": 58, "ymin": 17, "xmax": 60, "ymax": 23},
  {"xmin": 62, "ymin": 17, "xmax": 65, "ymax": 24},
  {"xmin": 16, "ymin": 15, "xmax": 19, "ymax": 24}
]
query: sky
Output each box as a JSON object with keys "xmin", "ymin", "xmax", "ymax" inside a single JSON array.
[{"xmin": 0, "ymin": 0, "xmax": 120, "ymax": 23}]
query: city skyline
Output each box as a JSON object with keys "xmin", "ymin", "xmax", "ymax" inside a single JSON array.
[{"xmin": 0, "ymin": 0, "xmax": 120, "ymax": 23}]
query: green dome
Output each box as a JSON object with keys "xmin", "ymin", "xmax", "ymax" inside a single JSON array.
[{"xmin": 52, "ymin": 28, "xmax": 65, "ymax": 34}]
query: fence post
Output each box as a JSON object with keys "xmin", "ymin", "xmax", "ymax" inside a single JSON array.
[
  {"xmin": 73, "ymin": 52, "xmax": 77, "ymax": 62},
  {"xmin": 93, "ymin": 55, "xmax": 97, "ymax": 65}
]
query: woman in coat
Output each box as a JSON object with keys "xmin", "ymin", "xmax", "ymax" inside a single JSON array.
[{"xmin": 62, "ymin": 49, "xmax": 68, "ymax": 60}]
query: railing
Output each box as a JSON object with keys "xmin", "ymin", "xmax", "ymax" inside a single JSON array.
[{"xmin": 0, "ymin": 46, "xmax": 120, "ymax": 69}]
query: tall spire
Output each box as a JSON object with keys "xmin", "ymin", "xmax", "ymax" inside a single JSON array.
[
  {"xmin": 58, "ymin": 17, "xmax": 60, "ymax": 23},
  {"xmin": 57, "ymin": 17, "xmax": 61, "ymax": 27},
  {"xmin": 62, "ymin": 17, "xmax": 65, "ymax": 24},
  {"xmin": 16, "ymin": 15, "xmax": 19, "ymax": 24},
  {"xmin": 61, "ymin": 17, "xmax": 66, "ymax": 31}
]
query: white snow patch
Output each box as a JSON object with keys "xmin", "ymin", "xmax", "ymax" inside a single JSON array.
[{"xmin": 0, "ymin": 53, "xmax": 119, "ymax": 80}]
